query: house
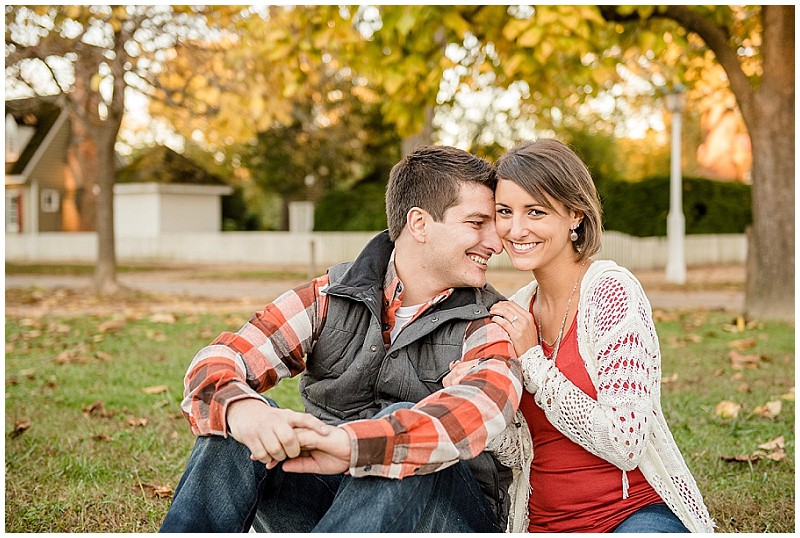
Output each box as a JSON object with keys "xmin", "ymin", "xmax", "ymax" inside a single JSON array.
[
  {"xmin": 5, "ymin": 97, "xmax": 231, "ymax": 236},
  {"xmin": 5, "ymin": 97, "xmax": 71, "ymax": 233}
]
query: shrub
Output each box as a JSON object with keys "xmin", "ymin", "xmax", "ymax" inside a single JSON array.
[
  {"xmin": 599, "ymin": 176, "xmax": 752, "ymax": 236},
  {"xmin": 314, "ymin": 181, "xmax": 388, "ymax": 231}
]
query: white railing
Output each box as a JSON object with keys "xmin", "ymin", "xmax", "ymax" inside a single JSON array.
[{"xmin": 5, "ymin": 230, "xmax": 746, "ymax": 271}]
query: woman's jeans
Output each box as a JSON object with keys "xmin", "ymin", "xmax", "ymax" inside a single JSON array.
[
  {"xmin": 612, "ymin": 502, "xmax": 690, "ymax": 533},
  {"xmin": 159, "ymin": 402, "xmax": 501, "ymax": 533}
]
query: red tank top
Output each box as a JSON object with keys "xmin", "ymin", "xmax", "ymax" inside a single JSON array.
[{"xmin": 520, "ymin": 313, "xmax": 663, "ymax": 532}]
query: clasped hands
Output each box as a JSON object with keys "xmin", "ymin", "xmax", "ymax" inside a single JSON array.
[{"xmin": 226, "ymin": 399, "xmax": 351, "ymax": 475}]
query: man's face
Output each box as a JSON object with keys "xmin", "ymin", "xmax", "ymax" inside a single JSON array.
[{"xmin": 423, "ymin": 182, "xmax": 502, "ymax": 289}]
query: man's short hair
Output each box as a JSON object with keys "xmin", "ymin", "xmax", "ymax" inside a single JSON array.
[{"xmin": 385, "ymin": 146, "xmax": 496, "ymax": 241}]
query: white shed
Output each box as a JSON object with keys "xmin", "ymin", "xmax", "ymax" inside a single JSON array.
[{"xmin": 114, "ymin": 182, "xmax": 232, "ymax": 237}]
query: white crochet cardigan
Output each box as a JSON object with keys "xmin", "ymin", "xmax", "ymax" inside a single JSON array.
[{"xmin": 488, "ymin": 260, "xmax": 714, "ymax": 533}]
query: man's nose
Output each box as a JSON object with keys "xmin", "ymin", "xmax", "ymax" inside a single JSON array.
[{"xmin": 483, "ymin": 225, "xmax": 503, "ymax": 254}]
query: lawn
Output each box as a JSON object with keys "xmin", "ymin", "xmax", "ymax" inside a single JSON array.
[{"xmin": 4, "ymin": 289, "xmax": 794, "ymax": 532}]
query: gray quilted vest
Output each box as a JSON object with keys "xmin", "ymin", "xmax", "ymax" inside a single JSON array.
[{"xmin": 298, "ymin": 231, "xmax": 512, "ymax": 526}]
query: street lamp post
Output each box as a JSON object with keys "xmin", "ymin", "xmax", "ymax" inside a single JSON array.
[{"xmin": 664, "ymin": 85, "xmax": 687, "ymax": 284}]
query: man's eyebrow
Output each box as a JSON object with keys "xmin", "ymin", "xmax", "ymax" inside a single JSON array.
[{"xmin": 464, "ymin": 211, "xmax": 493, "ymax": 220}]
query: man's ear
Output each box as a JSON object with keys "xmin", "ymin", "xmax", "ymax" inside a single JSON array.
[{"xmin": 406, "ymin": 207, "xmax": 429, "ymax": 243}]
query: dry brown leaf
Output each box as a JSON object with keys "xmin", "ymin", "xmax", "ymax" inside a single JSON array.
[
  {"xmin": 98, "ymin": 319, "xmax": 126, "ymax": 333},
  {"xmin": 753, "ymin": 400, "xmax": 782, "ymax": 419},
  {"xmin": 728, "ymin": 337, "xmax": 757, "ymax": 350},
  {"xmin": 758, "ymin": 436, "xmax": 785, "ymax": 451},
  {"xmin": 20, "ymin": 368, "xmax": 37, "ymax": 378},
  {"xmin": 127, "ymin": 417, "xmax": 149, "ymax": 427},
  {"xmin": 736, "ymin": 382, "xmax": 750, "ymax": 393},
  {"xmin": 149, "ymin": 313, "xmax": 177, "ymax": 324},
  {"xmin": 661, "ymin": 373, "xmax": 679, "ymax": 385},
  {"xmin": 83, "ymin": 400, "xmax": 113, "ymax": 418},
  {"xmin": 6, "ymin": 375, "xmax": 19, "ymax": 386},
  {"xmin": 141, "ymin": 483, "xmax": 174, "ymax": 500},
  {"xmin": 95, "ymin": 351, "xmax": 113, "ymax": 361},
  {"xmin": 729, "ymin": 372, "xmax": 745, "ymax": 381},
  {"xmin": 715, "ymin": 400, "xmax": 742, "ymax": 419},
  {"xmin": 141, "ymin": 385, "xmax": 169, "ymax": 394},
  {"xmin": 6, "ymin": 342, "xmax": 15, "ymax": 354},
  {"xmin": 729, "ymin": 350, "xmax": 761, "ymax": 370},
  {"xmin": 10, "ymin": 419, "xmax": 31, "ymax": 438},
  {"xmin": 91, "ymin": 433, "xmax": 113, "ymax": 442},
  {"xmin": 780, "ymin": 387, "xmax": 794, "ymax": 401}
]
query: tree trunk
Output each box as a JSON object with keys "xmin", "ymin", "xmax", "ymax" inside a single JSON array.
[
  {"xmin": 93, "ymin": 123, "xmax": 121, "ymax": 295},
  {"xmin": 744, "ymin": 109, "xmax": 794, "ymax": 320},
  {"xmin": 66, "ymin": 118, "xmax": 98, "ymax": 232},
  {"xmin": 741, "ymin": 6, "xmax": 794, "ymax": 320}
]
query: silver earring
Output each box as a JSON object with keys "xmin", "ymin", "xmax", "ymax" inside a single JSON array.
[{"xmin": 570, "ymin": 229, "xmax": 578, "ymax": 242}]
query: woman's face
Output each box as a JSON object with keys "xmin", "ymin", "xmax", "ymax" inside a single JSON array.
[{"xmin": 494, "ymin": 178, "xmax": 582, "ymax": 272}]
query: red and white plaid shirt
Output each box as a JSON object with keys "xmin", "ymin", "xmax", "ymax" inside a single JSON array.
[{"xmin": 182, "ymin": 257, "xmax": 521, "ymax": 479}]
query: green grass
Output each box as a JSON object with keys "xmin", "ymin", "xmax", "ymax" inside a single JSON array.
[{"xmin": 5, "ymin": 306, "xmax": 794, "ymax": 532}]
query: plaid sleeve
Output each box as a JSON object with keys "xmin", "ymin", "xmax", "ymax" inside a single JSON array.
[
  {"xmin": 180, "ymin": 274, "xmax": 329, "ymax": 436},
  {"xmin": 340, "ymin": 317, "xmax": 521, "ymax": 478}
]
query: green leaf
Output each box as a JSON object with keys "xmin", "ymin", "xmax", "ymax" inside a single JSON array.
[{"xmin": 517, "ymin": 26, "xmax": 544, "ymax": 48}]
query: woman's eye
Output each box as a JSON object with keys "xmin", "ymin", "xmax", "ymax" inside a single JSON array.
[{"xmin": 496, "ymin": 208, "xmax": 511, "ymax": 216}]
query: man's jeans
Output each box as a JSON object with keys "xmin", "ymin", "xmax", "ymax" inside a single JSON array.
[{"xmin": 159, "ymin": 402, "xmax": 501, "ymax": 532}]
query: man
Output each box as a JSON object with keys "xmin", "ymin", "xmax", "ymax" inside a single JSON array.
[{"xmin": 160, "ymin": 146, "xmax": 523, "ymax": 532}]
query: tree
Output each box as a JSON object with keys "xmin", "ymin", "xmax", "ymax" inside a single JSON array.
[
  {"xmin": 5, "ymin": 5, "xmax": 240, "ymax": 293},
  {"xmin": 598, "ymin": 5, "xmax": 794, "ymax": 319}
]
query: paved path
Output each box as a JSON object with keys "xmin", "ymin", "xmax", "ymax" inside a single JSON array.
[{"xmin": 6, "ymin": 264, "xmax": 745, "ymax": 315}]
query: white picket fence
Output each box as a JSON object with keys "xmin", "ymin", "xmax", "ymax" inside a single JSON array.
[{"xmin": 5, "ymin": 230, "xmax": 746, "ymax": 271}]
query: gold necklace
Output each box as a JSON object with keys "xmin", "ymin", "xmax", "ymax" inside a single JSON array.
[{"xmin": 534, "ymin": 259, "xmax": 588, "ymax": 360}]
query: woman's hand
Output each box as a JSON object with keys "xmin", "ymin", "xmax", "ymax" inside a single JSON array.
[{"xmin": 490, "ymin": 300, "xmax": 537, "ymax": 356}]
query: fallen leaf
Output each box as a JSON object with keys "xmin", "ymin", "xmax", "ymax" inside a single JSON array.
[
  {"xmin": 95, "ymin": 351, "xmax": 113, "ymax": 361},
  {"xmin": 83, "ymin": 400, "xmax": 113, "ymax": 418},
  {"xmin": 6, "ymin": 342, "xmax": 15, "ymax": 354},
  {"xmin": 141, "ymin": 385, "xmax": 169, "ymax": 394},
  {"xmin": 715, "ymin": 400, "xmax": 742, "ymax": 419},
  {"xmin": 758, "ymin": 436, "xmax": 785, "ymax": 451},
  {"xmin": 661, "ymin": 373, "xmax": 679, "ymax": 385},
  {"xmin": 753, "ymin": 400, "xmax": 782, "ymax": 419},
  {"xmin": 91, "ymin": 433, "xmax": 113, "ymax": 442},
  {"xmin": 736, "ymin": 382, "xmax": 750, "ymax": 393},
  {"xmin": 780, "ymin": 387, "xmax": 794, "ymax": 401},
  {"xmin": 20, "ymin": 368, "xmax": 37, "ymax": 378},
  {"xmin": 728, "ymin": 337, "xmax": 757, "ymax": 350},
  {"xmin": 729, "ymin": 350, "xmax": 761, "ymax": 370},
  {"xmin": 10, "ymin": 419, "xmax": 31, "ymax": 438},
  {"xmin": 98, "ymin": 319, "xmax": 126, "ymax": 333},
  {"xmin": 149, "ymin": 313, "xmax": 177, "ymax": 324},
  {"xmin": 730, "ymin": 372, "xmax": 745, "ymax": 381},
  {"xmin": 6, "ymin": 376, "xmax": 19, "ymax": 386},
  {"xmin": 127, "ymin": 417, "xmax": 149, "ymax": 427},
  {"xmin": 140, "ymin": 483, "xmax": 174, "ymax": 500}
]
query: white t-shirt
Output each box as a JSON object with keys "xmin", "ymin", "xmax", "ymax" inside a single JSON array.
[{"xmin": 390, "ymin": 303, "xmax": 424, "ymax": 343}]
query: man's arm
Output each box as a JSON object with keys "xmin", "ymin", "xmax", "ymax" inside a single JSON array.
[
  {"xmin": 285, "ymin": 318, "xmax": 522, "ymax": 478},
  {"xmin": 180, "ymin": 275, "xmax": 329, "ymax": 437}
]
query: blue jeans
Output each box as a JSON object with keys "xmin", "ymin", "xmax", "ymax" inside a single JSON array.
[
  {"xmin": 612, "ymin": 503, "xmax": 689, "ymax": 533},
  {"xmin": 159, "ymin": 402, "xmax": 501, "ymax": 533}
]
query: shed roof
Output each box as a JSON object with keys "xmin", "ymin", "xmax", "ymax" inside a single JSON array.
[{"xmin": 116, "ymin": 145, "xmax": 227, "ymax": 186}]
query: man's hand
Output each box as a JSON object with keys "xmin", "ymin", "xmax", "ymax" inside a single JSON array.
[
  {"xmin": 226, "ymin": 398, "xmax": 330, "ymax": 469},
  {"xmin": 281, "ymin": 427, "xmax": 352, "ymax": 475}
]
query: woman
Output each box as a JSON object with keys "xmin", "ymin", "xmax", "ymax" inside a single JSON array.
[{"xmin": 446, "ymin": 139, "xmax": 714, "ymax": 532}]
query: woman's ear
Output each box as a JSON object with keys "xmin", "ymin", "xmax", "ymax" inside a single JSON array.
[
  {"xmin": 406, "ymin": 207, "xmax": 429, "ymax": 243},
  {"xmin": 570, "ymin": 209, "xmax": 585, "ymax": 230}
]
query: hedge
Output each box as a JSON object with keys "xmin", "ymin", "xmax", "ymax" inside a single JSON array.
[
  {"xmin": 313, "ymin": 175, "xmax": 751, "ymax": 237},
  {"xmin": 599, "ymin": 176, "xmax": 752, "ymax": 237}
]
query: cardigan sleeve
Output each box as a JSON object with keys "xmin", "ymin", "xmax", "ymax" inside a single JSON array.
[{"xmin": 519, "ymin": 271, "xmax": 659, "ymax": 471}]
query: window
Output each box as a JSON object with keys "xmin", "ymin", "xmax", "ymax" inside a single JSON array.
[
  {"xmin": 41, "ymin": 189, "xmax": 60, "ymax": 213},
  {"xmin": 5, "ymin": 190, "xmax": 21, "ymax": 232}
]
